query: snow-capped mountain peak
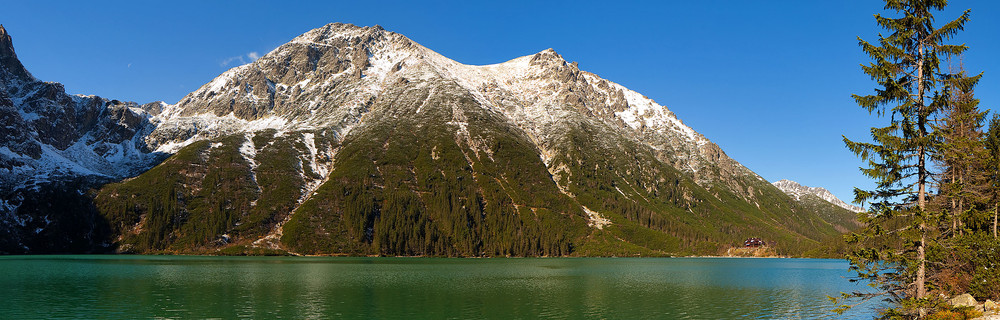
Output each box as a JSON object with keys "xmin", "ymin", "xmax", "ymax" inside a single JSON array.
[
  {"xmin": 0, "ymin": 22, "xmax": 861, "ymax": 255},
  {"xmin": 146, "ymin": 23, "xmax": 735, "ymax": 186},
  {"xmin": 772, "ymin": 179, "xmax": 863, "ymax": 213}
]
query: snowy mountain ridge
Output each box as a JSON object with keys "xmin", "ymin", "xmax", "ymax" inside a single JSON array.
[
  {"xmin": 147, "ymin": 23, "xmax": 750, "ymax": 187},
  {"xmin": 772, "ymin": 179, "xmax": 863, "ymax": 213},
  {"xmin": 0, "ymin": 24, "xmax": 161, "ymax": 201},
  {"xmin": 0, "ymin": 23, "xmax": 859, "ymax": 255}
]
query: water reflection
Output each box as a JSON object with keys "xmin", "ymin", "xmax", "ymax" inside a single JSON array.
[{"xmin": 0, "ymin": 256, "xmax": 880, "ymax": 319}]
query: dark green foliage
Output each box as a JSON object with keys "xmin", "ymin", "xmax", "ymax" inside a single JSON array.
[
  {"xmin": 237, "ymin": 129, "xmax": 318, "ymax": 237},
  {"xmin": 925, "ymin": 233, "xmax": 1000, "ymax": 300},
  {"xmin": 544, "ymin": 116, "xmax": 849, "ymax": 256},
  {"xmin": 95, "ymin": 131, "xmax": 322, "ymax": 253},
  {"xmin": 95, "ymin": 77, "xmax": 854, "ymax": 258},
  {"xmin": 795, "ymin": 194, "xmax": 861, "ymax": 234},
  {"xmin": 574, "ymin": 226, "xmax": 672, "ymax": 257},
  {"xmin": 804, "ymin": 234, "xmax": 854, "ymax": 259},
  {"xmin": 280, "ymin": 77, "xmax": 851, "ymax": 257},
  {"xmin": 97, "ymin": 140, "xmax": 212, "ymax": 252},
  {"xmin": 919, "ymin": 81, "xmax": 1000, "ymax": 304},
  {"xmin": 0, "ymin": 177, "xmax": 113, "ymax": 254},
  {"xmin": 839, "ymin": 0, "xmax": 981, "ymax": 316},
  {"xmin": 215, "ymin": 245, "xmax": 292, "ymax": 256},
  {"xmin": 987, "ymin": 115, "xmax": 1000, "ymax": 239},
  {"xmin": 933, "ymin": 65, "xmax": 988, "ymax": 237},
  {"xmin": 282, "ymin": 81, "xmax": 586, "ymax": 256},
  {"xmin": 953, "ymin": 235, "xmax": 1000, "ymax": 299},
  {"xmin": 184, "ymin": 135, "xmax": 258, "ymax": 245}
]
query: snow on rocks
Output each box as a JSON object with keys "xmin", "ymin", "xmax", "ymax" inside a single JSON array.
[
  {"xmin": 150, "ymin": 23, "xmax": 714, "ymax": 172},
  {"xmin": 772, "ymin": 179, "xmax": 864, "ymax": 213},
  {"xmin": 152, "ymin": 113, "xmax": 291, "ymax": 153}
]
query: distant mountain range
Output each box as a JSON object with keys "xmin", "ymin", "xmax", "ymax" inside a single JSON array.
[
  {"xmin": 0, "ymin": 23, "xmax": 857, "ymax": 256},
  {"xmin": 772, "ymin": 179, "xmax": 863, "ymax": 213}
]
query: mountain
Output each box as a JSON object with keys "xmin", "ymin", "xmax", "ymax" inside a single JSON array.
[
  {"xmin": 0, "ymin": 24, "xmax": 164, "ymax": 253},
  {"xmin": 772, "ymin": 180, "xmax": 862, "ymax": 234},
  {"xmin": 772, "ymin": 179, "xmax": 863, "ymax": 213},
  {"xmin": 1, "ymin": 23, "xmax": 857, "ymax": 256}
]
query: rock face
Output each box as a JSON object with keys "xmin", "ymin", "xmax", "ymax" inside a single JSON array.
[
  {"xmin": 772, "ymin": 179, "xmax": 863, "ymax": 213},
  {"xmin": 1, "ymin": 23, "xmax": 858, "ymax": 256},
  {"xmin": 949, "ymin": 293, "xmax": 978, "ymax": 308},
  {"xmin": 0, "ymin": 25, "xmax": 31, "ymax": 82},
  {"xmin": 148, "ymin": 24, "xmax": 747, "ymax": 187},
  {"xmin": 0, "ymin": 25, "xmax": 164, "ymax": 253}
]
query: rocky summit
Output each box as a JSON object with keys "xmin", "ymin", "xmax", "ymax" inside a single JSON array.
[
  {"xmin": 0, "ymin": 24, "xmax": 164, "ymax": 252},
  {"xmin": 0, "ymin": 23, "xmax": 857, "ymax": 256},
  {"xmin": 772, "ymin": 179, "xmax": 863, "ymax": 213}
]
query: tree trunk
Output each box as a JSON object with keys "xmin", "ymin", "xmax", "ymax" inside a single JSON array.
[
  {"xmin": 916, "ymin": 41, "xmax": 927, "ymax": 318},
  {"xmin": 918, "ymin": 225, "xmax": 926, "ymax": 287},
  {"xmin": 951, "ymin": 197, "xmax": 957, "ymax": 235},
  {"xmin": 958, "ymin": 198, "xmax": 964, "ymax": 236},
  {"xmin": 917, "ymin": 43, "xmax": 926, "ymax": 212},
  {"xmin": 917, "ymin": 143, "xmax": 927, "ymax": 310},
  {"xmin": 994, "ymin": 204, "xmax": 997, "ymax": 239},
  {"xmin": 959, "ymin": 171, "xmax": 965, "ymax": 235}
]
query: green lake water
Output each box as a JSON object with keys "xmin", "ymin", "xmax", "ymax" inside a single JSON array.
[{"xmin": 0, "ymin": 256, "xmax": 879, "ymax": 319}]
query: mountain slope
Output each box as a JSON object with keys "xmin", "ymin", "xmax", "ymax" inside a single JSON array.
[
  {"xmin": 91, "ymin": 23, "xmax": 856, "ymax": 256},
  {"xmin": 0, "ymin": 25, "xmax": 162, "ymax": 253},
  {"xmin": 771, "ymin": 179, "xmax": 862, "ymax": 235},
  {"xmin": 772, "ymin": 179, "xmax": 863, "ymax": 213},
  {"xmin": 1, "ymin": 23, "xmax": 857, "ymax": 256}
]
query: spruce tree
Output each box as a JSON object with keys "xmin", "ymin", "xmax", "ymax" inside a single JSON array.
[
  {"xmin": 924, "ymin": 62, "xmax": 992, "ymax": 302},
  {"xmin": 838, "ymin": 0, "xmax": 971, "ymax": 316},
  {"xmin": 985, "ymin": 115, "xmax": 1000, "ymax": 238},
  {"xmin": 933, "ymin": 63, "xmax": 987, "ymax": 238}
]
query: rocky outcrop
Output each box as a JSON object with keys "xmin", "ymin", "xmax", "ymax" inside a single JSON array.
[
  {"xmin": 0, "ymin": 25, "xmax": 32, "ymax": 83},
  {"xmin": 148, "ymin": 23, "xmax": 757, "ymax": 192},
  {"xmin": 986, "ymin": 300, "xmax": 998, "ymax": 311},
  {"xmin": 773, "ymin": 179, "xmax": 863, "ymax": 213},
  {"xmin": 0, "ymin": 25, "xmax": 163, "ymax": 253},
  {"xmin": 950, "ymin": 293, "xmax": 979, "ymax": 308}
]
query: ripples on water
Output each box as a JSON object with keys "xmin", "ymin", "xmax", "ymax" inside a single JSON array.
[{"xmin": 0, "ymin": 256, "xmax": 880, "ymax": 319}]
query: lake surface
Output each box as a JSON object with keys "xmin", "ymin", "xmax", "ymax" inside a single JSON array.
[{"xmin": 0, "ymin": 256, "xmax": 880, "ymax": 319}]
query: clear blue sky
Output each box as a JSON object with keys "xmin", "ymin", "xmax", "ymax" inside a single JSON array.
[{"xmin": 3, "ymin": 0, "xmax": 999, "ymax": 204}]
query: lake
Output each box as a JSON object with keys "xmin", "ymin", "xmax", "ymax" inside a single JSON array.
[{"xmin": 0, "ymin": 256, "xmax": 880, "ymax": 319}]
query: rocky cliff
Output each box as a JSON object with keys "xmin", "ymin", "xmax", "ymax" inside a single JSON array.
[{"xmin": 0, "ymin": 25, "xmax": 163, "ymax": 253}]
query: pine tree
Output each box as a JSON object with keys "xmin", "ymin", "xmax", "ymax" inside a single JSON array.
[
  {"xmin": 838, "ymin": 0, "xmax": 971, "ymax": 317},
  {"xmin": 933, "ymin": 62, "xmax": 987, "ymax": 238},
  {"xmin": 924, "ymin": 61, "xmax": 992, "ymax": 301},
  {"xmin": 985, "ymin": 115, "xmax": 1000, "ymax": 239}
]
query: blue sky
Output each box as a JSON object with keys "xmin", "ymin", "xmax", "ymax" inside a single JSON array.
[{"xmin": 3, "ymin": 0, "xmax": 999, "ymax": 204}]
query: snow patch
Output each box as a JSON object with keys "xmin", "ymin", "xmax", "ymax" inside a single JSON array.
[
  {"xmin": 294, "ymin": 78, "xmax": 311, "ymax": 89},
  {"xmin": 301, "ymin": 132, "xmax": 322, "ymax": 177},
  {"xmin": 0, "ymin": 146, "xmax": 21, "ymax": 158},
  {"xmin": 18, "ymin": 110, "xmax": 41, "ymax": 122},
  {"xmin": 239, "ymin": 134, "xmax": 257, "ymax": 171},
  {"xmin": 772, "ymin": 179, "xmax": 864, "ymax": 213},
  {"xmin": 153, "ymin": 113, "xmax": 291, "ymax": 154},
  {"xmin": 204, "ymin": 65, "xmax": 251, "ymax": 95},
  {"xmin": 240, "ymin": 134, "xmax": 261, "ymax": 204}
]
